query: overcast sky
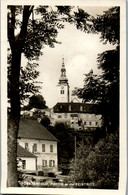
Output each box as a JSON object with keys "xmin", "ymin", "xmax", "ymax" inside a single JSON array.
[{"xmin": 26, "ymin": 6, "xmax": 116, "ymax": 108}]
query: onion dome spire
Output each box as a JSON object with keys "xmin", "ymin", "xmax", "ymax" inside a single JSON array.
[{"xmin": 59, "ymin": 57, "xmax": 68, "ymax": 84}]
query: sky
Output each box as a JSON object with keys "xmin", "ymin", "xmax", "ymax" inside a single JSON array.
[{"xmin": 24, "ymin": 6, "xmax": 117, "ymax": 108}]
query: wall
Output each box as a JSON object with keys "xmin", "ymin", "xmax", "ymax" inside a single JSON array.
[
  {"xmin": 51, "ymin": 112, "xmax": 102, "ymax": 130},
  {"xmin": 18, "ymin": 138, "xmax": 58, "ymax": 172},
  {"xmin": 57, "ymin": 83, "xmax": 69, "ymax": 103},
  {"xmin": 17, "ymin": 157, "xmax": 36, "ymax": 171}
]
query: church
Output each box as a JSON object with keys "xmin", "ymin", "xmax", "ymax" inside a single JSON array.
[
  {"xmin": 44, "ymin": 58, "xmax": 102, "ymax": 131},
  {"xmin": 57, "ymin": 57, "xmax": 70, "ymax": 103}
]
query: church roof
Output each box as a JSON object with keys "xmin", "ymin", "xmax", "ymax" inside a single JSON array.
[
  {"xmin": 18, "ymin": 118, "xmax": 57, "ymax": 141},
  {"xmin": 59, "ymin": 76, "xmax": 68, "ymax": 81},
  {"xmin": 53, "ymin": 102, "xmax": 100, "ymax": 114}
]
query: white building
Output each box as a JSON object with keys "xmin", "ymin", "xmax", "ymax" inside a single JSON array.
[
  {"xmin": 52, "ymin": 102, "xmax": 102, "ymax": 130},
  {"xmin": 18, "ymin": 118, "xmax": 58, "ymax": 172},
  {"xmin": 17, "ymin": 144, "xmax": 37, "ymax": 171}
]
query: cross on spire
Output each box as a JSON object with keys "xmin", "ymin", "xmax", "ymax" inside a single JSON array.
[{"xmin": 62, "ymin": 57, "xmax": 65, "ymax": 67}]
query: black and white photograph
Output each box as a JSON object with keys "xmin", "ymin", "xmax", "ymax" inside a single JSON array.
[{"xmin": 0, "ymin": 0, "xmax": 127, "ymax": 194}]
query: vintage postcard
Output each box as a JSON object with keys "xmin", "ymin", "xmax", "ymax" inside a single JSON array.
[{"xmin": 1, "ymin": 0, "xmax": 127, "ymax": 194}]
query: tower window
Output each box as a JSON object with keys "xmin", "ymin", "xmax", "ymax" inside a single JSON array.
[{"xmin": 60, "ymin": 90, "xmax": 64, "ymax": 94}]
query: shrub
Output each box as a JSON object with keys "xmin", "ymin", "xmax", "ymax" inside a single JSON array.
[{"xmin": 38, "ymin": 171, "xmax": 44, "ymax": 176}]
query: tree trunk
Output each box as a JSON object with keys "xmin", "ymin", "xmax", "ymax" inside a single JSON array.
[
  {"xmin": 7, "ymin": 51, "xmax": 21, "ymax": 187},
  {"xmin": 7, "ymin": 119, "xmax": 19, "ymax": 187}
]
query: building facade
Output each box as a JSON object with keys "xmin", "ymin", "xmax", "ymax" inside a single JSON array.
[
  {"xmin": 17, "ymin": 144, "xmax": 37, "ymax": 171},
  {"xmin": 52, "ymin": 102, "xmax": 102, "ymax": 130},
  {"xmin": 18, "ymin": 118, "xmax": 58, "ymax": 172}
]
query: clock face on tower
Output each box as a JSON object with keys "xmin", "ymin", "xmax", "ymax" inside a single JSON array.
[{"xmin": 61, "ymin": 86, "xmax": 64, "ymax": 89}]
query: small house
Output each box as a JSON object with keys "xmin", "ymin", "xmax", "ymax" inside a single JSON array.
[
  {"xmin": 17, "ymin": 118, "xmax": 58, "ymax": 172},
  {"xmin": 17, "ymin": 144, "xmax": 37, "ymax": 171}
]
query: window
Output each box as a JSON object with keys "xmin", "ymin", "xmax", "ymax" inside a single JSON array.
[
  {"xmin": 80, "ymin": 106, "xmax": 83, "ymax": 111},
  {"xmin": 58, "ymin": 115, "xmax": 61, "ymax": 118},
  {"xmin": 42, "ymin": 160, "xmax": 47, "ymax": 167},
  {"xmin": 22, "ymin": 160, "xmax": 26, "ymax": 169},
  {"xmin": 96, "ymin": 122, "xmax": 98, "ymax": 126},
  {"xmin": 42, "ymin": 144, "xmax": 45, "ymax": 152},
  {"xmin": 84, "ymin": 121, "xmax": 86, "ymax": 125},
  {"xmin": 50, "ymin": 145, "xmax": 53, "ymax": 153},
  {"xmin": 49, "ymin": 160, "xmax": 55, "ymax": 167},
  {"xmin": 60, "ymin": 90, "xmax": 64, "ymax": 94},
  {"xmin": 69, "ymin": 105, "xmax": 71, "ymax": 111},
  {"xmin": 33, "ymin": 143, "xmax": 37, "ymax": 152},
  {"xmin": 89, "ymin": 122, "xmax": 92, "ymax": 126},
  {"xmin": 25, "ymin": 143, "xmax": 28, "ymax": 150}
]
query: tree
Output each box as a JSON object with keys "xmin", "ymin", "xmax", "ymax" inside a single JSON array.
[
  {"xmin": 72, "ymin": 70, "xmax": 105, "ymax": 103},
  {"xmin": 24, "ymin": 94, "xmax": 47, "ymax": 110},
  {"xmin": 92, "ymin": 7, "xmax": 119, "ymax": 45},
  {"xmin": 8, "ymin": 6, "xmax": 35, "ymax": 186},
  {"xmin": 70, "ymin": 130, "xmax": 119, "ymax": 189},
  {"xmin": 51, "ymin": 123, "xmax": 74, "ymax": 168},
  {"xmin": 73, "ymin": 7, "xmax": 119, "ymax": 132},
  {"xmin": 7, "ymin": 5, "xmax": 64, "ymax": 186},
  {"xmin": 97, "ymin": 46, "xmax": 119, "ymax": 130},
  {"xmin": 71, "ymin": 7, "xmax": 119, "ymax": 188},
  {"xmin": 19, "ymin": 63, "xmax": 42, "ymax": 103},
  {"xmin": 40, "ymin": 116, "xmax": 51, "ymax": 127},
  {"xmin": 70, "ymin": 141, "xmax": 92, "ymax": 183},
  {"xmin": 7, "ymin": 5, "xmax": 92, "ymax": 186},
  {"xmin": 73, "ymin": 68, "xmax": 119, "ymax": 131},
  {"xmin": 8, "ymin": 59, "xmax": 42, "ymax": 107}
]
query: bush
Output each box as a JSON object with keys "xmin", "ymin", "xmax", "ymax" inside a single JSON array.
[
  {"xmin": 38, "ymin": 171, "xmax": 44, "ymax": 176},
  {"xmin": 48, "ymin": 172, "xmax": 56, "ymax": 177},
  {"xmin": 70, "ymin": 130, "xmax": 119, "ymax": 189}
]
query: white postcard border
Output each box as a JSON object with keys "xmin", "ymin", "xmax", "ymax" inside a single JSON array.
[{"xmin": 1, "ymin": 0, "xmax": 127, "ymax": 194}]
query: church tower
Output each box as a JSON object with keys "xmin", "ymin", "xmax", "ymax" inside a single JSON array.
[{"xmin": 57, "ymin": 58, "xmax": 70, "ymax": 103}]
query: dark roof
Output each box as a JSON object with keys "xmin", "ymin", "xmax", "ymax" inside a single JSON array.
[
  {"xmin": 53, "ymin": 102, "xmax": 99, "ymax": 114},
  {"xmin": 17, "ymin": 144, "xmax": 36, "ymax": 158},
  {"xmin": 18, "ymin": 119, "xmax": 57, "ymax": 141}
]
